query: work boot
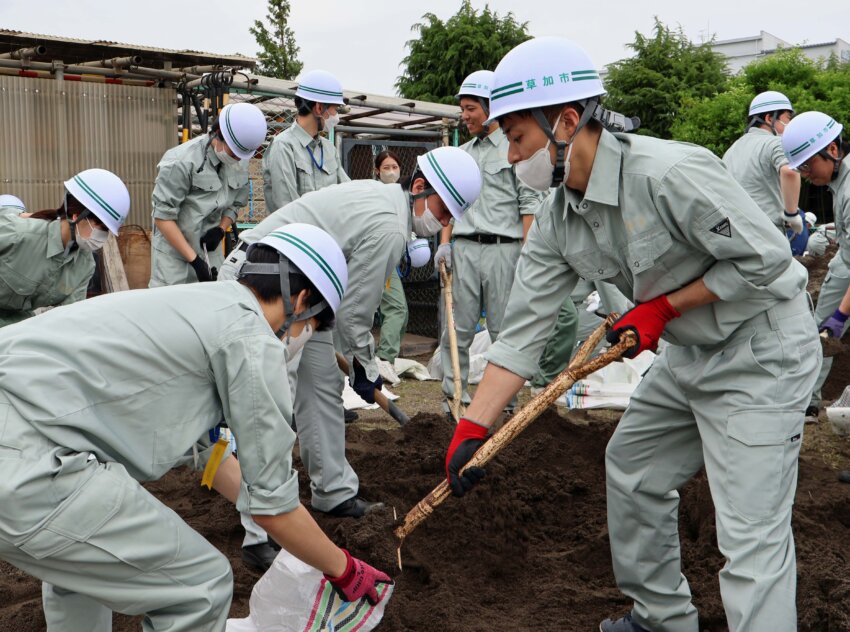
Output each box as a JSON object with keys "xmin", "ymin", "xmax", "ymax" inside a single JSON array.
[
  {"xmin": 344, "ymin": 408, "xmax": 359, "ymax": 424},
  {"xmin": 241, "ymin": 541, "xmax": 278, "ymax": 572},
  {"xmin": 805, "ymin": 405, "xmax": 820, "ymax": 424},
  {"xmin": 838, "ymin": 470, "xmax": 850, "ymax": 484},
  {"xmin": 324, "ymin": 496, "xmax": 385, "ymax": 518},
  {"xmin": 599, "ymin": 612, "xmax": 651, "ymax": 632}
]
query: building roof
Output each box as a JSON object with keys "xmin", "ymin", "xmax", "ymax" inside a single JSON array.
[{"xmin": 0, "ymin": 29, "xmax": 256, "ymax": 69}]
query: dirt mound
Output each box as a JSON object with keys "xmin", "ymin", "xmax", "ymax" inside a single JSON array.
[{"xmin": 3, "ymin": 408, "xmax": 849, "ymax": 631}]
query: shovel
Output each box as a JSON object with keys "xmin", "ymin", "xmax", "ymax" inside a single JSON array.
[
  {"xmin": 336, "ymin": 353, "xmax": 409, "ymax": 426},
  {"xmin": 394, "ymin": 316, "xmax": 635, "ymax": 546},
  {"xmin": 440, "ymin": 260, "xmax": 464, "ymax": 421}
]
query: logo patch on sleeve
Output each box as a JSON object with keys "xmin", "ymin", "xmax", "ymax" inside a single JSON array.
[{"xmin": 709, "ymin": 218, "xmax": 732, "ymax": 238}]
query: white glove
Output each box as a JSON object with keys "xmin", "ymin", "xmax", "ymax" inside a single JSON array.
[
  {"xmin": 434, "ymin": 242, "xmax": 452, "ymax": 271},
  {"xmin": 784, "ymin": 211, "xmax": 804, "ymax": 236}
]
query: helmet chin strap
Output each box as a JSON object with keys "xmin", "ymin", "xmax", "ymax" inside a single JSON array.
[
  {"xmin": 238, "ymin": 245, "xmax": 329, "ymax": 337},
  {"xmin": 531, "ymin": 99, "xmax": 595, "ymax": 188},
  {"xmin": 62, "ymin": 194, "xmax": 92, "ymax": 257}
]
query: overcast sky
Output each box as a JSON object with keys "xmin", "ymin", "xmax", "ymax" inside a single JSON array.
[{"xmin": 2, "ymin": 0, "xmax": 848, "ymax": 95}]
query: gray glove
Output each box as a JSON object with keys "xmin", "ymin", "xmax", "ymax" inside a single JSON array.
[{"xmin": 434, "ymin": 242, "xmax": 452, "ymax": 270}]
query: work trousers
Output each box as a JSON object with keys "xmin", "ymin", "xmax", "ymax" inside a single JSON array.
[
  {"xmin": 605, "ymin": 292, "xmax": 820, "ymax": 632},
  {"xmin": 809, "ymin": 268, "xmax": 850, "ymax": 408},
  {"xmin": 440, "ymin": 239, "xmax": 522, "ymax": 406},
  {"xmin": 0, "ymin": 411, "xmax": 232, "ymax": 632},
  {"xmin": 377, "ymin": 268, "xmax": 409, "ymax": 364}
]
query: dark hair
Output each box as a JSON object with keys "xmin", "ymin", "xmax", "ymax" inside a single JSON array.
[
  {"xmin": 747, "ymin": 110, "xmax": 793, "ymax": 129},
  {"xmin": 375, "ymin": 150, "xmax": 401, "ymax": 170},
  {"xmin": 238, "ymin": 243, "xmax": 335, "ymax": 330},
  {"xmin": 28, "ymin": 194, "xmax": 88, "ymax": 222},
  {"xmin": 497, "ymin": 101, "xmax": 599, "ymax": 132},
  {"xmin": 294, "ymin": 95, "xmax": 317, "ymax": 117}
]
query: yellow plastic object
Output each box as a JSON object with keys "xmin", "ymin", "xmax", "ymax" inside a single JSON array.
[{"xmin": 201, "ymin": 437, "xmax": 230, "ymax": 489}]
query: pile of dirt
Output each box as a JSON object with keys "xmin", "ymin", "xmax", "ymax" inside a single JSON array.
[{"xmin": 2, "ymin": 409, "xmax": 849, "ymax": 631}]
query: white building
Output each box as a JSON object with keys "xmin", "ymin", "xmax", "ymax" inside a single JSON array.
[{"xmin": 712, "ymin": 31, "xmax": 850, "ymax": 73}]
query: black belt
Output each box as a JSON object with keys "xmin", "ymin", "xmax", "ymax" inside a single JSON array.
[{"xmin": 454, "ymin": 233, "xmax": 520, "ymax": 245}]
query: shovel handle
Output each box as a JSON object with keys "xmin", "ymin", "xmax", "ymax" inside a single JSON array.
[{"xmin": 335, "ymin": 353, "xmax": 408, "ymax": 426}]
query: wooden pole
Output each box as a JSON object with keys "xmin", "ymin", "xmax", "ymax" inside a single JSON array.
[
  {"xmin": 394, "ymin": 319, "xmax": 633, "ymax": 542},
  {"xmin": 101, "ymin": 233, "xmax": 130, "ymax": 293},
  {"xmin": 440, "ymin": 260, "xmax": 464, "ymax": 421}
]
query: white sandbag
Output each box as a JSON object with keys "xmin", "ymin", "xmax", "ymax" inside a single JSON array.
[
  {"xmin": 226, "ymin": 549, "xmax": 393, "ymax": 632},
  {"xmin": 342, "ymin": 379, "xmax": 399, "ymax": 411},
  {"xmin": 376, "ymin": 359, "xmax": 401, "ymax": 385},
  {"xmin": 427, "ymin": 329, "xmax": 493, "ymax": 384},
  {"xmin": 393, "ymin": 358, "xmax": 435, "ymax": 381}
]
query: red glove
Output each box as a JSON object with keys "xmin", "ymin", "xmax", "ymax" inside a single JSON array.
[
  {"xmin": 325, "ymin": 549, "xmax": 392, "ymax": 605},
  {"xmin": 606, "ymin": 294, "xmax": 680, "ymax": 358},
  {"xmin": 445, "ymin": 418, "xmax": 488, "ymax": 497}
]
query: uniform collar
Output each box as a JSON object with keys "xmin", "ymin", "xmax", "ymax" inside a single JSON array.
[
  {"xmin": 473, "ymin": 126, "xmax": 504, "ymax": 148},
  {"xmin": 292, "ymin": 122, "xmax": 317, "ymax": 147},
  {"xmin": 829, "ymin": 155, "xmax": 850, "ymax": 195},
  {"xmin": 46, "ymin": 218, "xmax": 71, "ymax": 259},
  {"xmin": 565, "ymin": 128, "xmax": 622, "ymax": 215},
  {"xmin": 747, "ymin": 127, "xmax": 773, "ymax": 137}
]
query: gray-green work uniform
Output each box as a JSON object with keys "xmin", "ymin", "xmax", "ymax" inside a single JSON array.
[
  {"xmin": 262, "ymin": 122, "xmax": 350, "ymax": 211},
  {"xmin": 0, "ymin": 282, "xmax": 299, "ymax": 631},
  {"xmin": 224, "ymin": 180, "xmax": 411, "ymax": 510},
  {"xmin": 486, "ymin": 130, "xmax": 820, "ymax": 632},
  {"xmin": 149, "ymin": 134, "xmax": 249, "ymax": 287},
  {"xmin": 439, "ymin": 128, "xmax": 542, "ymax": 406},
  {"xmin": 0, "ymin": 214, "xmax": 93, "ymax": 327},
  {"xmin": 722, "ymin": 127, "xmax": 790, "ymax": 230},
  {"xmin": 377, "ymin": 267, "xmax": 408, "ymax": 363},
  {"xmin": 809, "ymin": 157, "xmax": 850, "ymax": 408}
]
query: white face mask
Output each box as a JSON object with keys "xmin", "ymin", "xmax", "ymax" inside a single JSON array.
[
  {"xmin": 324, "ymin": 112, "xmax": 340, "ymax": 131},
  {"xmin": 379, "ymin": 169, "xmax": 400, "ymax": 184},
  {"xmin": 283, "ymin": 321, "xmax": 313, "ymax": 375},
  {"xmin": 412, "ymin": 202, "xmax": 444, "ymax": 236},
  {"xmin": 76, "ymin": 218, "xmax": 109, "ymax": 252},
  {"xmin": 216, "ymin": 147, "xmax": 240, "ymax": 166},
  {"xmin": 515, "ymin": 115, "xmax": 573, "ymax": 192}
]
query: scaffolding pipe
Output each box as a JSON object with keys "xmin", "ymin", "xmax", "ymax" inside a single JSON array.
[
  {"xmin": 334, "ymin": 124, "xmax": 442, "ymax": 138},
  {"xmin": 0, "ymin": 45, "xmax": 46, "ymax": 61},
  {"xmin": 78, "ymin": 55, "xmax": 143, "ymax": 68},
  {"xmin": 0, "ymin": 57, "xmax": 199, "ymax": 82},
  {"xmin": 0, "ymin": 66, "xmax": 155, "ymax": 86}
]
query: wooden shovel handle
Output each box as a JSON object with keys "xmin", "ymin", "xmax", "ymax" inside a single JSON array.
[
  {"xmin": 335, "ymin": 353, "xmax": 409, "ymax": 426},
  {"xmin": 440, "ymin": 260, "xmax": 464, "ymax": 421}
]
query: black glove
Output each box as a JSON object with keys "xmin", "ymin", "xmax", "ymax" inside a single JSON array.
[
  {"xmin": 352, "ymin": 359, "xmax": 383, "ymax": 404},
  {"xmin": 200, "ymin": 226, "xmax": 225, "ymax": 253},
  {"xmin": 190, "ymin": 256, "xmax": 213, "ymax": 282}
]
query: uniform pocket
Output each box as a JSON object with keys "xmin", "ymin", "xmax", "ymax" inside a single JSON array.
[
  {"xmin": 0, "ymin": 262, "xmax": 39, "ymax": 310},
  {"xmin": 191, "ymin": 172, "xmax": 222, "ymax": 193},
  {"xmin": 725, "ymin": 410, "xmax": 802, "ymax": 521},
  {"xmin": 626, "ymin": 230, "xmax": 673, "ymax": 273},
  {"xmin": 564, "ymin": 248, "xmax": 619, "ymax": 282}
]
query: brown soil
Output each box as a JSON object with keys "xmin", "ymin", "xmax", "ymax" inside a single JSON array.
[{"xmin": 2, "ymin": 408, "xmax": 850, "ymax": 631}]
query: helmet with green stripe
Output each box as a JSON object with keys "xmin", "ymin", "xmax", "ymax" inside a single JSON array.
[
  {"xmin": 295, "ymin": 70, "xmax": 346, "ymax": 106},
  {"xmin": 0, "ymin": 194, "xmax": 26, "ymax": 212},
  {"xmin": 415, "ymin": 147, "xmax": 481, "ymax": 219},
  {"xmin": 749, "ymin": 91, "xmax": 793, "ymax": 117},
  {"xmin": 63, "ymin": 168, "xmax": 130, "ymax": 235},
  {"xmin": 240, "ymin": 223, "xmax": 347, "ymax": 334},
  {"xmin": 457, "ymin": 70, "xmax": 494, "ymax": 118},
  {"xmin": 218, "ymin": 103, "xmax": 267, "ymax": 161},
  {"xmin": 782, "ymin": 111, "xmax": 844, "ymax": 170}
]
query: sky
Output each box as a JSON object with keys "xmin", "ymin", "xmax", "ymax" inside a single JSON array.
[{"xmin": 1, "ymin": 0, "xmax": 849, "ymax": 96}]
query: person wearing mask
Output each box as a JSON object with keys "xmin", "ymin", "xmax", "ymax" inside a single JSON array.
[
  {"xmin": 444, "ymin": 37, "xmax": 819, "ymax": 632},
  {"xmin": 783, "ymin": 113, "xmax": 850, "ymax": 426},
  {"xmin": 219, "ymin": 147, "xmax": 481, "ymax": 567},
  {"xmin": 0, "ymin": 169, "xmax": 129, "ymax": 327},
  {"xmin": 0, "ymin": 222, "xmax": 391, "ymax": 631},
  {"xmin": 723, "ymin": 91, "xmax": 802, "ymax": 236},
  {"xmin": 149, "ymin": 102, "xmax": 266, "ymax": 287},
  {"xmin": 263, "ymin": 70, "xmax": 350, "ymax": 210},
  {"xmin": 374, "ymin": 150, "xmax": 411, "ymax": 364},
  {"xmin": 435, "ymin": 70, "xmax": 544, "ymax": 416}
]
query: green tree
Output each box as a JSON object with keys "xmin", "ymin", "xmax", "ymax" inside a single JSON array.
[
  {"xmin": 250, "ymin": 0, "xmax": 303, "ymax": 80},
  {"xmin": 396, "ymin": 1, "xmax": 531, "ymax": 104},
  {"xmin": 604, "ymin": 18, "xmax": 729, "ymax": 139}
]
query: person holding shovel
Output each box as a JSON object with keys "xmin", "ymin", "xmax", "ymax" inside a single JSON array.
[
  {"xmin": 0, "ymin": 223, "xmax": 391, "ymax": 631},
  {"xmin": 219, "ymin": 147, "xmax": 481, "ymax": 565},
  {"xmin": 445, "ymin": 37, "xmax": 820, "ymax": 632},
  {"xmin": 782, "ymin": 112, "xmax": 850, "ymax": 429},
  {"xmin": 149, "ymin": 102, "xmax": 266, "ymax": 287},
  {"xmin": 436, "ymin": 70, "xmax": 544, "ymax": 417}
]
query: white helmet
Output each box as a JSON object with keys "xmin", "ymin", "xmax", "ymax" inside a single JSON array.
[
  {"xmin": 64, "ymin": 168, "xmax": 130, "ymax": 235},
  {"xmin": 805, "ymin": 211, "xmax": 818, "ymax": 228},
  {"xmin": 218, "ymin": 102, "xmax": 267, "ymax": 161},
  {"xmin": 0, "ymin": 194, "xmax": 26, "ymax": 212},
  {"xmin": 782, "ymin": 111, "xmax": 843, "ymax": 169},
  {"xmin": 407, "ymin": 238, "xmax": 431, "ymax": 268},
  {"xmin": 489, "ymin": 37, "xmax": 605, "ymax": 122},
  {"xmin": 749, "ymin": 91, "xmax": 793, "ymax": 117},
  {"xmin": 295, "ymin": 70, "xmax": 345, "ymax": 106},
  {"xmin": 416, "ymin": 146, "xmax": 481, "ymax": 219},
  {"xmin": 257, "ymin": 223, "xmax": 348, "ymax": 315},
  {"xmin": 456, "ymin": 70, "xmax": 494, "ymax": 100}
]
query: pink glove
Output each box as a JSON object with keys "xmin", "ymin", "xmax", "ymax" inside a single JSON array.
[{"xmin": 325, "ymin": 549, "xmax": 392, "ymax": 605}]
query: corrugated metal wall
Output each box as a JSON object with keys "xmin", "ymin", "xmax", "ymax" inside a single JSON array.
[{"xmin": 0, "ymin": 75, "xmax": 176, "ymax": 228}]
